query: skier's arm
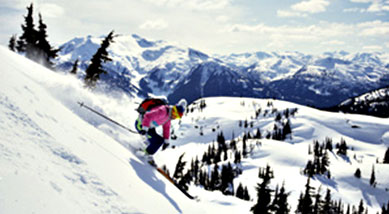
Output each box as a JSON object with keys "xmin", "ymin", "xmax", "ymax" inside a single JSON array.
[{"xmin": 162, "ymin": 120, "xmax": 171, "ymax": 140}]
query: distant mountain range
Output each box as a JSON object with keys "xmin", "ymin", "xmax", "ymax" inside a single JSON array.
[{"xmin": 56, "ymin": 34, "xmax": 389, "ymax": 108}]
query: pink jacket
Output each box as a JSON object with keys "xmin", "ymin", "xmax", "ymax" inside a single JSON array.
[{"xmin": 142, "ymin": 105, "xmax": 171, "ymax": 140}]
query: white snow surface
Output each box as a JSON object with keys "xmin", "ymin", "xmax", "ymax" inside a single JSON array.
[{"xmin": 1, "ymin": 46, "xmax": 389, "ymax": 213}]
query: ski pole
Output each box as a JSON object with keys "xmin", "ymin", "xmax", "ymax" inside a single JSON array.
[{"xmin": 77, "ymin": 101, "xmax": 138, "ymax": 134}]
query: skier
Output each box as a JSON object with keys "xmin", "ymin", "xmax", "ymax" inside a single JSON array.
[{"xmin": 135, "ymin": 98, "xmax": 187, "ymax": 161}]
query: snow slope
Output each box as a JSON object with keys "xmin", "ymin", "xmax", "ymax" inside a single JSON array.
[
  {"xmin": 157, "ymin": 98, "xmax": 389, "ymax": 213},
  {"xmin": 0, "ymin": 46, "xmax": 247, "ymax": 214},
  {"xmin": 1, "ymin": 45, "xmax": 389, "ymax": 213}
]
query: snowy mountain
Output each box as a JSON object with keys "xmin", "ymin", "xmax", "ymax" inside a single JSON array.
[
  {"xmin": 2, "ymin": 46, "xmax": 389, "ymax": 213},
  {"xmin": 56, "ymin": 34, "xmax": 389, "ymax": 108},
  {"xmin": 327, "ymin": 86, "xmax": 389, "ymax": 118}
]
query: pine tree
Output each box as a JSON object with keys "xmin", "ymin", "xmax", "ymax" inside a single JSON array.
[
  {"xmin": 70, "ymin": 59, "xmax": 79, "ymax": 75},
  {"xmin": 220, "ymin": 163, "xmax": 234, "ymax": 195},
  {"xmin": 313, "ymin": 186, "xmax": 323, "ymax": 214},
  {"xmin": 354, "ymin": 168, "xmax": 361, "ymax": 179},
  {"xmin": 35, "ymin": 13, "xmax": 58, "ymax": 68},
  {"xmin": 369, "ymin": 165, "xmax": 376, "ymax": 187},
  {"xmin": 358, "ymin": 200, "xmax": 365, "ymax": 214},
  {"xmin": 251, "ymin": 165, "xmax": 274, "ymax": 214},
  {"xmin": 282, "ymin": 120, "xmax": 292, "ymax": 139},
  {"xmin": 337, "ymin": 138, "xmax": 348, "ymax": 156},
  {"xmin": 322, "ymin": 189, "xmax": 333, "ymax": 214},
  {"xmin": 17, "ymin": 3, "xmax": 37, "ymax": 57},
  {"xmin": 325, "ymin": 137, "xmax": 333, "ymax": 152},
  {"xmin": 296, "ymin": 178, "xmax": 314, "ymax": 214},
  {"xmin": 243, "ymin": 134, "xmax": 248, "ymax": 157},
  {"xmin": 255, "ymin": 128, "xmax": 262, "ymax": 139},
  {"xmin": 8, "ymin": 34, "xmax": 17, "ymax": 51},
  {"xmin": 236, "ymin": 183, "xmax": 245, "ymax": 200},
  {"xmin": 173, "ymin": 153, "xmax": 186, "ymax": 180},
  {"xmin": 382, "ymin": 201, "xmax": 389, "ymax": 214},
  {"xmin": 210, "ymin": 163, "xmax": 221, "ymax": 191},
  {"xmin": 234, "ymin": 150, "xmax": 241, "ymax": 164},
  {"xmin": 384, "ymin": 147, "xmax": 389, "ymax": 164},
  {"xmin": 321, "ymin": 150, "xmax": 330, "ymax": 177},
  {"xmin": 272, "ymin": 183, "xmax": 290, "ymax": 214},
  {"xmin": 84, "ymin": 30, "xmax": 115, "ymax": 88},
  {"xmin": 244, "ymin": 186, "xmax": 251, "ymax": 201}
]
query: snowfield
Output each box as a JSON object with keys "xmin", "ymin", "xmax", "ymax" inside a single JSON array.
[{"xmin": 1, "ymin": 45, "xmax": 388, "ymax": 213}]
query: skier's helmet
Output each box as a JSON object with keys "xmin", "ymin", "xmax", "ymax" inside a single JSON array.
[{"xmin": 172, "ymin": 99, "xmax": 187, "ymax": 119}]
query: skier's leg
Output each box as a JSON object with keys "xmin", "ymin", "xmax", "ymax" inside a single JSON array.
[{"xmin": 145, "ymin": 128, "xmax": 165, "ymax": 155}]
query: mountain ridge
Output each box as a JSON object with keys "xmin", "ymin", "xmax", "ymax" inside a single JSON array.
[{"xmin": 56, "ymin": 34, "xmax": 389, "ymax": 108}]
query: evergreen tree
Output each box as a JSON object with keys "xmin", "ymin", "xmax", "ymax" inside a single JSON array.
[
  {"xmin": 272, "ymin": 183, "xmax": 290, "ymax": 214},
  {"xmin": 382, "ymin": 201, "xmax": 389, "ymax": 214},
  {"xmin": 255, "ymin": 128, "xmax": 262, "ymax": 139},
  {"xmin": 191, "ymin": 156, "xmax": 200, "ymax": 185},
  {"xmin": 16, "ymin": 3, "xmax": 37, "ymax": 57},
  {"xmin": 70, "ymin": 59, "xmax": 79, "ymax": 75},
  {"xmin": 369, "ymin": 165, "xmax": 376, "ymax": 187},
  {"xmin": 322, "ymin": 189, "xmax": 333, "ymax": 214},
  {"xmin": 173, "ymin": 153, "xmax": 186, "ymax": 180},
  {"xmin": 8, "ymin": 34, "xmax": 17, "ymax": 51},
  {"xmin": 244, "ymin": 186, "xmax": 251, "ymax": 201},
  {"xmin": 220, "ymin": 163, "xmax": 234, "ymax": 195},
  {"xmin": 236, "ymin": 183, "xmax": 245, "ymax": 200},
  {"xmin": 358, "ymin": 200, "xmax": 365, "ymax": 214},
  {"xmin": 282, "ymin": 120, "xmax": 292, "ymax": 139},
  {"xmin": 234, "ymin": 150, "xmax": 241, "ymax": 164},
  {"xmin": 337, "ymin": 138, "xmax": 348, "ymax": 156},
  {"xmin": 384, "ymin": 147, "xmax": 389, "ymax": 164},
  {"xmin": 313, "ymin": 186, "xmax": 323, "ymax": 214},
  {"xmin": 84, "ymin": 30, "xmax": 115, "ymax": 88},
  {"xmin": 35, "ymin": 13, "xmax": 58, "ymax": 68},
  {"xmin": 321, "ymin": 150, "xmax": 330, "ymax": 175},
  {"xmin": 251, "ymin": 165, "xmax": 274, "ymax": 214},
  {"xmin": 209, "ymin": 163, "xmax": 221, "ymax": 191},
  {"xmin": 325, "ymin": 137, "xmax": 333, "ymax": 152},
  {"xmin": 296, "ymin": 178, "xmax": 314, "ymax": 214},
  {"xmin": 243, "ymin": 134, "xmax": 248, "ymax": 157},
  {"xmin": 303, "ymin": 160, "xmax": 315, "ymax": 178},
  {"xmin": 354, "ymin": 168, "xmax": 361, "ymax": 179}
]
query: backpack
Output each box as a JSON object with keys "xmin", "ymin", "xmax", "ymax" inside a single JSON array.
[{"xmin": 136, "ymin": 98, "xmax": 168, "ymax": 115}]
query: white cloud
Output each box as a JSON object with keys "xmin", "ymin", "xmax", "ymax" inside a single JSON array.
[
  {"xmin": 362, "ymin": 45, "xmax": 383, "ymax": 51},
  {"xmin": 139, "ymin": 19, "xmax": 169, "ymax": 30},
  {"xmin": 38, "ymin": 3, "xmax": 65, "ymax": 18},
  {"xmin": 321, "ymin": 40, "xmax": 345, "ymax": 45},
  {"xmin": 277, "ymin": 0, "xmax": 330, "ymax": 17},
  {"xmin": 277, "ymin": 10, "xmax": 308, "ymax": 17},
  {"xmin": 141, "ymin": 0, "xmax": 231, "ymax": 10},
  {"xmin": 349, "ymin": 0, "xmax": 389, "ymax": 13},
  {"xmin": 215, "ymin": 15, "xmax": 230, "ymax": 23},
  {"xmin": 343, "ymin": 7, "xmax": 366, "ymax": 12},
  {"xmin": 1, "ymin": 0, "xmax": 32, "ymax": 9},
  {"xmin": 350, "ymin": 0, "xmax": 371, "ymax": 2},
  {"xmin": 291, "ymin": 0, "xmax": 330, "ymax": 13},
  {"xmin": 357, "ymin": 20, "xmax": 389, "ymax": 36}
]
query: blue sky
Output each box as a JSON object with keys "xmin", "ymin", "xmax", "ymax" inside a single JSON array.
[{"xmin": 1, "ymin": 0, "xmax": 388, "ymax": 55}]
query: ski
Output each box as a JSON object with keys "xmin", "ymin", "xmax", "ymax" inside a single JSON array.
[{"xmin": 147, "ymin": 160, "xmax": 198, "ymax": 201}]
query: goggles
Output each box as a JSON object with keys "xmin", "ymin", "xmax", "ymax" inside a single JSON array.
[{"xmin": 172, "ymin": 106, "xmax": 183, "ymax": 119}]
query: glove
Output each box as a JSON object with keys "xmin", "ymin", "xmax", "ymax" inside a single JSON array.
[
  {"xmin": 162, "ymin": 140, "xmax": 170, "ymax": 150},
  {"xmin": 139, "ymin": 127, "xmax": 149, "ymax": 135},
  {"xmin": 162, "ymin": 143, "xmax": 169, "ymax": 150}
]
